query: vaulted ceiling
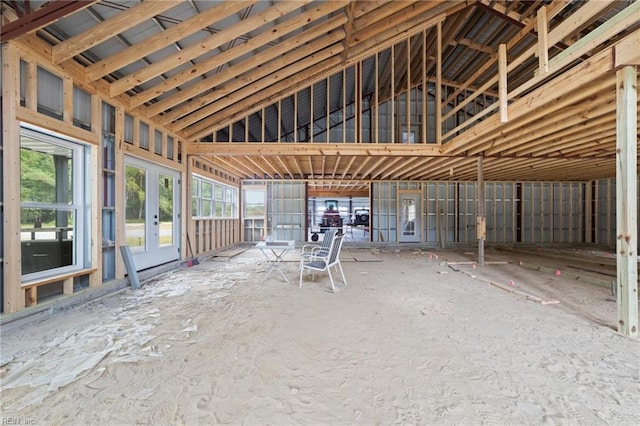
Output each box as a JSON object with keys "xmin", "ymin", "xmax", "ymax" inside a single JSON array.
[{"xmin": 2, "ymin": 0, "xmax": 639, "ymax": 194}]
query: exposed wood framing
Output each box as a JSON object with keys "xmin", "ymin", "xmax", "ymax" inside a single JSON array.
[
  {"xmin": 0, "ymin": 0, "xmax": 97, "ymax": 41},
  {"xmin": 2, "ymin": 42, "xmax": 24, "ymax": 313},
  {"xmin": 615, "ymin": 66, "xmax": 638, "ymax": 338},
  {"xmin": 52, "ymin": 1, "xmax": 181, "ymax": 64},
  {"xmin": 498, "ymin": 44, "xmax": 508, "ymax": 123},
  {"xmin": 477, "ymin": 157, "xmax": 486, "ymax": 266}
]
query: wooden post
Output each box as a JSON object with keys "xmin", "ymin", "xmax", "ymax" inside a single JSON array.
[
  {"xmin": 90, "ymin": 93, "xmax": 101, "ymax": 287},
  {"xmin": 537, "ymin": 6, "xmax": 549, "ymax": 74},
  {"xmin": 422, "ymin": 29, "xmax": 427, "ymax": 144},
  {"xmin": 499, "ymin": 44, "xmax": 508, "ymax": 123},
  {"xmin": 114, "ymin": 107, "xmax": 126, "ymax": 279},
  {"xmin": 3, "ymin": 42, "xmax": 25, "ymax": 312},
  {"xmin": 477, "ymin": 157, "xmax": 486, "ymax": 266},
  {"xmin": 436, "ymin": 21, "xmax": 442, "ymax": 144},
  {"xmin": 615, "ymin": 65, "xmax": 638, "ymax": 338}
]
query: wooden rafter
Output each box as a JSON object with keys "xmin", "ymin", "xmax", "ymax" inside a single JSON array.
[
  {"xmin": 1, "ymin": 0, "xmax": 97, "ymax": 41},
  {"xmin": 52, "ymin": 0, "xmax": 180, "ymax": 64},
  {"xmin": 85, "ymin": 1, "xmax": 256, "ymax": 81}
]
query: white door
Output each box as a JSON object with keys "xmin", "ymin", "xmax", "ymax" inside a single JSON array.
[
  {"xmin": 125, "ymin": 157, "xmax": 181, "ymax": 270},
  {"xmin": 399, "ymin": 193, "xmax": 421, "ymax": 242}
]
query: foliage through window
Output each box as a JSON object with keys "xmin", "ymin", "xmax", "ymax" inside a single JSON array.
[
  {"xmin": 191, "ymin": 175, "xmax": 237, "ymax": 218},
  {"xmin": 20, "ymin": 126, "xmax": 89, "ymax": 278}
]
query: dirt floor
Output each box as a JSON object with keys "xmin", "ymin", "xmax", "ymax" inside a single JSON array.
[{"xmin": 1, "ymin": 244, "xmax": 639, "ymax": 425}]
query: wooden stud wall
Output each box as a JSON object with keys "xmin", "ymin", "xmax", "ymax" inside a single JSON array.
[
  {"xmin": 2, "ymin": 40, "xmax": 188, "ymax": 313},
  {"xmin": 189, "ymin": 156, "xmax": 241, "ymax": 256},
  {"xmin": 194, "ymin": 27, "xmax": 463, "ymax": 145}
]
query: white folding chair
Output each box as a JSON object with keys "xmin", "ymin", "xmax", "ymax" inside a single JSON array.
[
  {"xmin": 300, "ymin": 228, "xmax": 337, "ymax": 261},
  {"xmin": 299, "ymin": 233, "xmax": 347, "ymax": 292}
]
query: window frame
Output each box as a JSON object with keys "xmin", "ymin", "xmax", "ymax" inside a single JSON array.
[
  {"xmin": 20, "ymin": 123, "xmax": 91, "ymax": 281},
  {"xmin": 191, "ymin": 174, "xmax": 237, "ymax": 219}
]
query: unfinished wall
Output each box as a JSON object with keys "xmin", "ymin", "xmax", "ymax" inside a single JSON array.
[
  {"xmin": 188, "ymin": 157, "xmax": 241, "ymax": 256},
  {"xmin": 241, "ymin": 180, "xmax": 306, "ymax": 242},
  {"xmin": 2, "ymin": 41, "xmax": 189, "ymax": 313},
  {"xmin": 268, "ymin": 181, "xmax": 306, "ymax": 241},
  {"xmin": 591, "ymin": 178, "xmax": 640, "ymax": 246},
  {"xmin": 370, "ymin": 181, "xmax": 589, "ymax": 245}
]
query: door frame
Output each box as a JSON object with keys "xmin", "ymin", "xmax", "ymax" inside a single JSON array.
[
  {"xmin": 124, "ymin": 156, "xmax": 181, "ymax": 271},
  {"xmin": 398, "ymin": 191, "xmax": 422, "ymax": 242}
]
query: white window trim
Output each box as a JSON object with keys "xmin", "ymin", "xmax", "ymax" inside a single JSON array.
[
  {"xmin": 20, "ymin": 123, "xmax": 90, "ymax": 282},
  {"xmin": 192, "ymin": 174, "xmax": 238, "ymax": 219}
]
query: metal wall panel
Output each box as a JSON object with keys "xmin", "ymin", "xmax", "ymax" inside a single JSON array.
[
  {"xmin": 592, "ymin": 177, "xmax": 640, "ymax": 246},
  {"xmin": 457, "ymin": 182, "xmax": 476, "ymax": 242},
  {"xmin": 371, "ymin": 182, "xmax": 397, "ymax": 242},
  {"xmin": 268, "ymin": 181, "xmax": 305, "ymax": 241},
  {"xmin": 37, "ymin": 66, "xmax": 63, "ymax": 119},
  {"xmin": 485, "ymin": 182, "xmax": 516, "ymax": 243},
  {"xmin": 595, "ymin": 179, "xmax": 614, "ymax": 244},
  {"xmin": 73, "ymin": 85, "xmax": 91, "ymax": 129},
  {"xmin": 424, "ymin": 182, "xmax": 455, "ymax": 245}
]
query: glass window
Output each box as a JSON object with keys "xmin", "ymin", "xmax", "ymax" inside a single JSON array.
[
  {"xmin": 202, "ymin": 182, "xmax": 213, "ymax": 199},
  {"xmin": 244, "ymin": 189, "xmax": 265, "ymax": 218},
  {"xmin": 191, "ymin": 177, "xmax": 200, "ymax": 217},
  {"xmin": 20, "ymin": 126, "xmax": 88, "ymax": 278},
  {"xmin": 125, "ymin": 165, "xmax": 146, "ymax": 251},
  {"xmin": 225, "ymin": 188, "xmax": 234, "ymax": 217},
  {"xmin": 191, "ymin": 175, "xmax": 237, "ymax": 218},
  {"xmin": 202, "ymin": 200, "xmax": 213, "ymax": 217}
]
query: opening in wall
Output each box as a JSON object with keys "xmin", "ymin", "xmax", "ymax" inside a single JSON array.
[{"xmin": 20, "ymin": 124, "xmax": 90, "ymax": 281}]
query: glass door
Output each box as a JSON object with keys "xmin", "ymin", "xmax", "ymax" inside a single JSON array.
[
  {"xmin": 399, "ymin": 193, "xmax": 421, "ymax": 242},
  {"xmin": 125, "ymin": 157, "xmax": 180, "ymax": 270}
]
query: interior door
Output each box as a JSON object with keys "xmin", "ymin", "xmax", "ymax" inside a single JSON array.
[
  {"xmin": 399, "ymin": 193, "xmax": 421, "ymax": 242},
  {"xmin": 125, "ymin": 157, "xmax": 181, "ymax": 270}
]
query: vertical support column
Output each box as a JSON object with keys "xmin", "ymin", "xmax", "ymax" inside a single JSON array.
[
  {"xmin": 585, "ymin": 181, "xmax": 593, "ymax": 243},
  {"xmin": 90, "ymin": 94, "xmax": 101, "ymax": 287},
  {"xmin": 25, "ymin": 62, "xmax": 37, "ymax": 110},
  {"xmin": 499, "ymin": 44, "xmax": 508, "ymax": 123},
  {"xmin": 356, "ymin": 61, "xmax": 362, "ymax": 144},
  {"xmin": 615, "ymin": 65, "xmax": 638, "ymax": 338},
  {"xmin": 537, "ymin": 6, "xmax": 549, "ymax": 74},
  {"xmin": 294, "ymin": 93, "xmax": 298, "ymax": 143},
  {"xmin": 422, "ymin": 29, "xmax": 427, "ymax": 144},
  {"xmin": 114, "ymin": 107, "xmax": 126, "ymax": 279},
  {"xmin": 436, "ymin": 22, "xmax": 442, "ymax": 145},
  {"xmin": 342, "ymin": 68, "xmax": 346, "ymax": 143},
  {"xmin": 63, "ymin": 76, "xmax": 73, "ymax": 125},
  {"xmin": 186, "ymin": 156, "xmax": 195, "ymax": 258},
  {"xmin": 374, "ymin": 52, "xmax": 379, "ymax": 143},
  {"xmin": 2, "ymin": 42, "xmax": 25, "ymax": 312},
  {"xmin": 477, "ymin": 157, "xmax": 486, "ymax": 266},
  {"xmin": 390, "ymin": 44, "xmax": 395, "ymax": 144},
  {"xmin": 406, "ymin": 37, "xmax": 411, "ymax": 144},
  {"xmin": 326, "ymin": 77, "xmax": 330, "ymax": 142}
]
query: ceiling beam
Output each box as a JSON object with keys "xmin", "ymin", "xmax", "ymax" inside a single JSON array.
[
  {"xmin": 109, "ymin": 0, "xmax": 310, "ymax": 97},
  {"xmin": 181, "ymin": 53, "xmax": 344, "ymax": 139},
  {"xmin": 187, "ymin": 143, "xmax": 442, "ymax": 157},
  {"xmin": 84, "ymin": 1, "xmax": 255, "ymax": 81},
  {"xmin": 137, "ymin": 3, "xmax": 348, "ymax": 112},
  {"xmin": 149, "ymin": 16, "xmax": 347, "ymax": 123},
  {"xmin": 52, "ymin": 0, "xmax": 181, "ymax": 64},
  {"xmin": 1, "ymin": 0, "xmax": 97, "ymax": 41},
  {"xmin": 443, "ymin": 43, "xmax": 615, "ymax": 155}
]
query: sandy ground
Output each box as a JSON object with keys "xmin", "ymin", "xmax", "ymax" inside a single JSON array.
[{"xmin": 1, "ymin": 245, "xmax": 639, "ymax": 425}]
